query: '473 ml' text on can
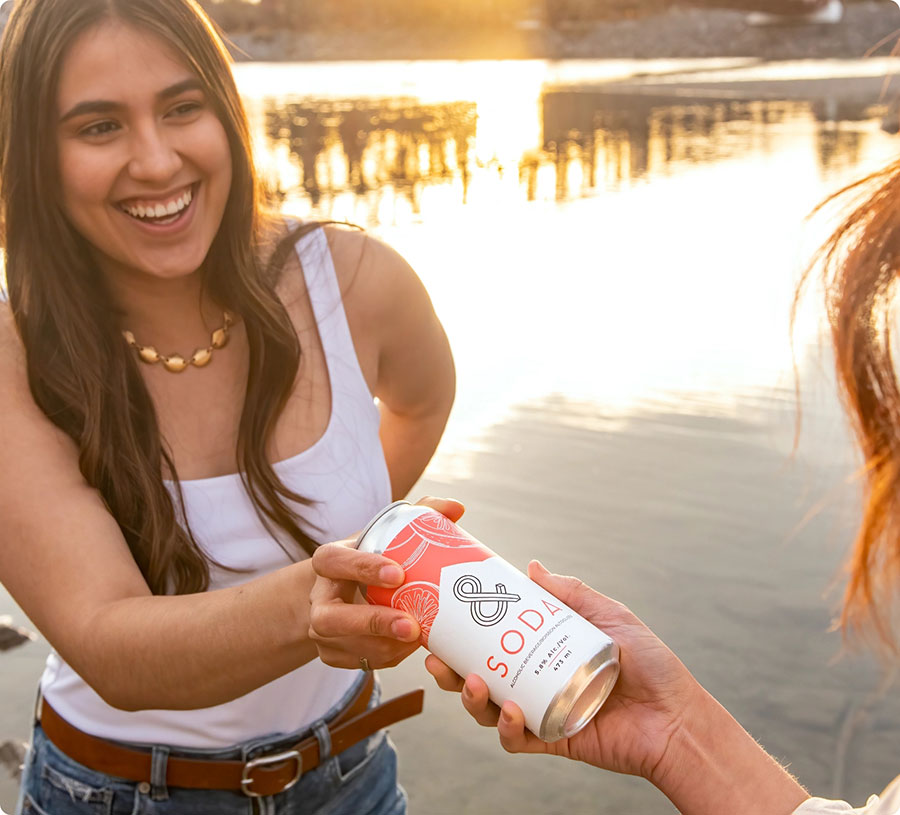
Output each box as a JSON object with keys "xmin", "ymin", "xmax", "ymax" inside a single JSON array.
[{"xmin": 356, "ymin": 501, "xmax": 620, "ymax": 742}]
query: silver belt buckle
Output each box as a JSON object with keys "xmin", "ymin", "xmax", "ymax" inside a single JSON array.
[{"xmin": 240, "ymin": 749, "xmax": 302, "ymax": 798}]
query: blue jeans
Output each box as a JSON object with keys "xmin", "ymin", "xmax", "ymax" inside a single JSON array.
[{"xmin": 16, "ymin": 675, "xmax": 407, "ymax": 815}]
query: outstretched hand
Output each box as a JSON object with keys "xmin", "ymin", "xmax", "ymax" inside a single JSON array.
[
  {"xmin": 308, "ymin": 497, "xmax": 464, "ymax": 670},
  {"xmin": 425, "ymin": 560, "xmax": 700, "ymax": 780}
]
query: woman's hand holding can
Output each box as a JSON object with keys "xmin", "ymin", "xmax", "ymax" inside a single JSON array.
[
  {"xmin": 355, "ymin": 504, "xmax": 620, "ymax": 742},
  {"xmin": 308, "ymin": 497, "xmax": 465, "ymax": 670}
]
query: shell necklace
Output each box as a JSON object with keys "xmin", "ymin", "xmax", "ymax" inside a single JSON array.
[{"xmin": 122, "ymin": 311, "xmax": 235, "ymax": 373}]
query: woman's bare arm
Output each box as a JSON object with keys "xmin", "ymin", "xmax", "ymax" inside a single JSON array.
[{"xmin": 0, "ymin": 307, "xmax": 406, "ymax": 711}]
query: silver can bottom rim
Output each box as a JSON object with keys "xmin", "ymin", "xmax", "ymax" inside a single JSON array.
[{"xmin": 539, "ymin": 643, "xmax": 621, "ymax": 742}]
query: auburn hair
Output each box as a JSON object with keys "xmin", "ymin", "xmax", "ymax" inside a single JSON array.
[{"xmin": 799, "ymin": 155, "xmax": 900, "ymax": 653}]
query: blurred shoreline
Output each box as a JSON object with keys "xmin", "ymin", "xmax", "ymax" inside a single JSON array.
[{"xmin": 222, "ymin": 2, "xmax": 900, "ymax": 62}]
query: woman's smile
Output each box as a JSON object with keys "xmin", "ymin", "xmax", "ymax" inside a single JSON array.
[{"xmin": 116, "ymin": 181, "xmax": 199, "ymax": 234}]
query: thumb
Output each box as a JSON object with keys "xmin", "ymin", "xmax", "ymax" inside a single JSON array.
[
  {"xmin": 414, "ymin": 496, "xmax": 465, "ymax": 523},
  {"xmin": 527, "ymin": 560, "xmax": 592, "ymax": 605},
  {"xmin": 527, "ymin": 560, "xmax": 612, "ymax": 628}
]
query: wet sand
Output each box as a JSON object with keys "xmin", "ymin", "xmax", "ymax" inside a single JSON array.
[{"xmin": 374, "ymin": 390, "xmax": 900, "ymax": 813}]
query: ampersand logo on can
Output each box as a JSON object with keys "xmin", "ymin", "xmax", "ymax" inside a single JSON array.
[{"xmin": 452, "ymin": 574, "xmax": 522, "ymax": 626}]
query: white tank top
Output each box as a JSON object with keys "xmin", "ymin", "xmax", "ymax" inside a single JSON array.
[{"xmin": 39, "ymin": 226, "xmax": 393, "ymax": 748}]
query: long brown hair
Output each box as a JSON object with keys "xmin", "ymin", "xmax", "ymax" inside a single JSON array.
[
  {"xmin": 799, "ymin": 156, "xmax": 900, "ymax": 653},
  {"xmin": 0, "ymin": 0, "xmax": 321, "ymax": 594}
]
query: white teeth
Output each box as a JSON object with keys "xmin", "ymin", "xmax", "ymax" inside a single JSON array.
[{"xmin": 121, "ymin": 187, "xmax": 193, "ymax": 222}]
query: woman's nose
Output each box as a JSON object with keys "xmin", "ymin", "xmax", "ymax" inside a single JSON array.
[{"xmin": 127, "ymin": 124, "xmax": 183, "ymax": 182}]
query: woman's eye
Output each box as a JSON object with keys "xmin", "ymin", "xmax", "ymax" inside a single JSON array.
[
  {"xmin": 80, "ymin": 120, "xmax": 119, "ymax": 138},
  {"xmin": 170, "ymin": 101, "xmax": 202, "ymax": 118}
]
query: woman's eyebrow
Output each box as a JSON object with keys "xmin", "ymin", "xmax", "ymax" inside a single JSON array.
[
  {"xmin": 158, "ymin": 77, "xmax": 203, "ymax": 101},
  {"xmin": 58, "ymin": 77, "xmax": 204, "ymax": 124}
]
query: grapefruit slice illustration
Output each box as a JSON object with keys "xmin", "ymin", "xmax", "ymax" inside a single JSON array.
[
  {"xmin": 383, "ymin": 528, "xmax": 430, "ymax": 571},
  {"xmin": 391, "ymin": 581, "xmax": 440, "ymax": 647},
  {"xmin": 409, "ymin": 512, "xmax": 481, "ymax": 548}
]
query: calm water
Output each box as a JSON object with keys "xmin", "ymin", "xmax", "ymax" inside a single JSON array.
[
  {"xmin": 238, "ymin": 58, "xmax": 900, "ymax": 454},
  {"xmin": 3, "ymin": 59, "xmax": 900, "ymax": 813}
]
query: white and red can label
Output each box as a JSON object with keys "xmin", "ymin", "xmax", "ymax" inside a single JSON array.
[{"xmin": 359, "ymin": 503, "xmax": 619, "ymax": 742}]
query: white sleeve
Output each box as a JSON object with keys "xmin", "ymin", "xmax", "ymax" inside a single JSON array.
[{"xmin": 793, "ymin": 776, "xmax": 900, "ymax": 815}]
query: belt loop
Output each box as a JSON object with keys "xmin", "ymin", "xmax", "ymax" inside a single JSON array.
[
  {"xmin": 150, "ymin": 745, "xmax": 170, "ymax": 801},
  {"xmin": 32, "ymin": 686, "xmax": 43, "ymax": 726},
  {"xmin": 313, "ymin": 720, "xmax": 332, "ymax": 762},
  {"xmin": 251, "ymin": 798, "xmax": 274, "ymax": 815}
]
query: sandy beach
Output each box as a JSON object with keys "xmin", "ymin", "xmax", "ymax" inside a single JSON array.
[{"xmin": 375, "ymin": 389, "xmax": 900, "ymax": 813}]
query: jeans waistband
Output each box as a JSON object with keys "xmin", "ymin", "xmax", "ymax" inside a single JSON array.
[{"xmin": 36, "ymin": 673, "xmax": 424, "ymax": 799}]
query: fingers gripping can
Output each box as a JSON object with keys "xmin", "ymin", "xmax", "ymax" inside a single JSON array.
[{"xmin": 356, "ymin": 501, "xmax": 620, "ymax": 742}]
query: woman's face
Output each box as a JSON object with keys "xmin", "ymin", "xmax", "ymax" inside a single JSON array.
[{"xmin": 55, "ymin": 20, "xmax": 233, "ymax": 284}]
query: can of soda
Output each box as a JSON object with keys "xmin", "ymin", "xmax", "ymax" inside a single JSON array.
[{"xmin": 355, "ymin": 501, "xmax": 620, "ymax": 742}]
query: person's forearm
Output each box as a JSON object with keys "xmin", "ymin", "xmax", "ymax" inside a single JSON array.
[
  {"xmin": 379, "ymin": 402, "xmax": 450, "ymax": 499},
  {"xmin": 651, "ymin": 686, "xmax": 810, "ymax": 815},
  {"xmin": 77, "ymin": 560, "xmax": 320, "ymax": 711}
]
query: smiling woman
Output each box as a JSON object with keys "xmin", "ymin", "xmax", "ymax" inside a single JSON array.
[
  {"xmin": 0, "ymin": 1, "xmax": 455, "ymax": 814},
  {"xmin": 55, "ymin": 23, "xmax": 232, "ymax": 285}
]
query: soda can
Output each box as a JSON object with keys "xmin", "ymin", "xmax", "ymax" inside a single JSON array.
[{"xmin": 356, "ymin": 501, "xmax": 620, "ymax": 742}]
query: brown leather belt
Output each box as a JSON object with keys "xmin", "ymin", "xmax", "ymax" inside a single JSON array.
[{"xmin": 39, "ymin": 675, "xmax": 424, "ymax": 798}]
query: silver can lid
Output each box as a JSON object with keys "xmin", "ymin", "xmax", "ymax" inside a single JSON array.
[
  {"xmin": 354, "ymin": 500, "xmax": 412, "ymax": 553},
  {"xmin": 539, "ymin": 641, "xmax": 620, "ymax": 742}
]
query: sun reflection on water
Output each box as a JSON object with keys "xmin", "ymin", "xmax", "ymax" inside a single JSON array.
[{"xmin": 233, "ymin": 59, "xmax": 900, "ymax": 474}]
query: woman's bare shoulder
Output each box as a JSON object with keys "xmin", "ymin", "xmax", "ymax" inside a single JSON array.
[
  {"xmin": 263, "ymin": 219, "xmax": 425, "ymax": 344},
  {"xmin": 323, "ymin": 223, "xmax": 417, "ymax": 321}
]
